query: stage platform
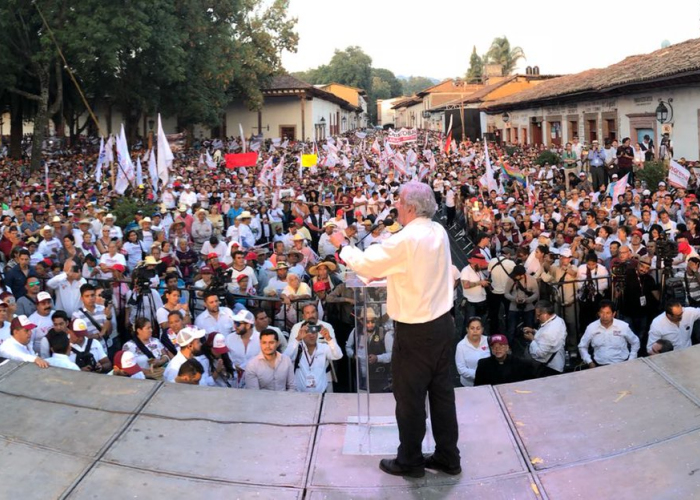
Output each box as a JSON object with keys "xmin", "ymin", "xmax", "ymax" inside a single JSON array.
[{"xmin": 2, "ymin": 346, "xmax": 700, "ymax": 499}]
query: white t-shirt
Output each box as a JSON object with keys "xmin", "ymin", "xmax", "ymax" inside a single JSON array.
[{"xmin": 460, "ymin": 265, "xmax": 486, "ymax": 302}]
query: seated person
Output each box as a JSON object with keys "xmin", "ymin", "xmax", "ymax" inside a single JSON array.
[{"xmin": 474, "ymin": 334, "xmax": 532, "ymax": 386}]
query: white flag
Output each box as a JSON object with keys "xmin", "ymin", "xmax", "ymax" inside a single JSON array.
[
  {"xmin": 115, "ymin": 124, "xmax": 135, "ymax": 194},
  {"xmin": 205, "ymin": 149, "xmax": 216, "ymax": 169},
  {"xmin": 198, "ymin": 154, "xmax": 205, "ymax": 167},
  {"xmin": 148, "ymin": 148, "xmax": 158, "ymax": 194},
  {"xmin": 95, "ymin": 137, "xmax": 106, "ymax": 183},
  {"xmin": 136, "ymin": 155, "xmax": 143, "ymax": 186},
  {"xmin": 483, "ymin": 139, "xmax": 499, "ymax": 194},
  {"xmin": 156, "ymin": 114, "xmax": 173, "ymax": 186},
  {"xmin": 669, "ymin": 159, "xmax": 691, "ymax": 189},
  {"xmin": 239, "ymin": 124, "xmax": 246, "ymax": 152},
  {"xmin": 104, "ymin": 136, "xmax": 114, "ymax": 164}
]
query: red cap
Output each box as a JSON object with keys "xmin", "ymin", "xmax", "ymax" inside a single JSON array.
[
  {"xmin": 114, "ymin": 350, "xmax": 143, "ymax": 376},
  {"xmin": 43, "ymin": 258, "xmax": 53, "ymax": 267},
  {"xmin": 489, "ymin": 334, "xmax": 509, "ymax": 346},
  {"xmin": 245, "ymin": 251, "xmax": 258, "ymax": 261},
  {"xmin": 206, "ymin": 253, "xmax": 218, "ymax": 260},
  {"xmin": 112, "ymin": 264, "xmax": 126, "ymax": 273},
  {"xmin": 11, "ymin": 315, "xmax": 37, "ymax": 332},
  {"xmin": 294, "ymin": 217, "xmax": 304, "ymax": 225},
  {"xmin": 336, "ymin": 209, "xmax": 343, "ymax": 216},
  {"xmin": 679, "ymin": 241, "xmax": 692, "ymax": 255},
  {"xmin": 313, "ymin": 281, "xmax": 330, "ymax": 292},
  {"xmin": 206, "ymin": 332, "xmax": 229, "ymax": 355},
  {"xmin": 236, "ymin": 274, "xmax": 248, "ymax": 283},
  {"xmin": 200, "ymin": 266, "xmax": 213, "ymax": 275}
]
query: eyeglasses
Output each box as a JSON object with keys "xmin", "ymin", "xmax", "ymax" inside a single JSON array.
[{"xmin": 28, "ymin": 281, "xmax": 40, "ymax": 286}]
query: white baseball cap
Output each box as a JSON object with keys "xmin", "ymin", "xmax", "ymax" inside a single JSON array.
[
  {"xmin": 37, "ymin": 291, "xmax": 52, "ymax": 303},
  {"xmin": 232, "ymin": 310, "xmax": 255, "ymax": 325},
  {"xmin": 559, "ymin": 248, "xmax": 573, "ymax": 258},
  {"xmin": 115, "ymin": 350, "xmax": 143, "ymax": 376},
  {"xmin": 176, "ymin": 326, "xmax": 206, "ymax": 347}
]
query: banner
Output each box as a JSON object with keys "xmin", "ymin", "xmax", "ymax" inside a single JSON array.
[
  {"xmin": 301, "ymin": 154, "xmax": 318, "ymax": 167},
  {"xmin": 225, "ymin": 152, "xmax": 258, "ymax": 168},
  {"xmin": 669, "ymin": 159, "xmax": 690, "ymax": 188},
  {"xmin": 387, "ymin": 128, "xmax": 418, "ymax": 145}
]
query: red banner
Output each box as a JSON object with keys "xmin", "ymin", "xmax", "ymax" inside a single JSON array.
[{"xmin": 225, "ymin": 152, "xmax": 258, "ymax": 168}]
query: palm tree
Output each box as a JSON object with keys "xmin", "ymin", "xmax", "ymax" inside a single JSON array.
[{"xmin": 485, "ymin": 36, "xmax": 526, "ymax": 76}]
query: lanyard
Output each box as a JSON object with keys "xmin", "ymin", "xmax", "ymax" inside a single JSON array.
[{"xmin": 303, "ymin": 344, "xmax": 316, "ymax": 367}]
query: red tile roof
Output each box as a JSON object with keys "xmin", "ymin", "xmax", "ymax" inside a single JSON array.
[{"xmin": 485, "ymin": 38, "xmax": 700, "ymax": 110}]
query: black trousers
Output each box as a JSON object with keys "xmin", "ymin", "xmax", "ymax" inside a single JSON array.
[{"xmin": 392, "ymin": 312, "xmax": 460, "ymax": 467}]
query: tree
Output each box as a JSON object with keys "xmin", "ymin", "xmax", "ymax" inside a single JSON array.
[
  {"xmin": 326, "ymin": 46, "xmax": 373, "ymax": 93},
  {"xmin": 465, "ymin": 46, "xmax": 483, "ymax": 83},
  {"xmin": 485, "ymin": 36, "xmax": 526, "ymax": 76},
  {"xmin": 371, "ymin": 68, "xmax": 403, "ymax": 97},
  {"xmin": 401, "ymin": 76, "xmax": 436, "ymax": 96}
]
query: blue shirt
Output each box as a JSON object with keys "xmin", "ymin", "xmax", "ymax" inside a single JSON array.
[{"xmin": 588, "ymin": 149, "xmax": 606, "ymax": 167}]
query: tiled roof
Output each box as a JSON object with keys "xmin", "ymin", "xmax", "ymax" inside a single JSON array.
[
  {"xmin": 264, "ymin": 75, "xmax": 361, "ymax": 112},
  {"xmin": 264, "ymin": 74, "xmax": 314, "ymax": 91},
  {"xmin": 391, "ymin": 96, "xmax": 423, "ymax": 109},
  {"xmin": 485, "ymin": 37, "xmax": 700, "ymax": 110}
]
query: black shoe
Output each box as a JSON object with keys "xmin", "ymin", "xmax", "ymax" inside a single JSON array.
[
  {"xmin": 424, "ymin": 454, "xmax": 462, "ymax": 475},
  {"xmin": 379, "ymin": 458, "xmax": 425, "ymax": 478}
]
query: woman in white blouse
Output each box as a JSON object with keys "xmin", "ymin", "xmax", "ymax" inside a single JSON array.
[{"xmin": 455, "ymin": 317, "xmax": 491, "ymax": 387}]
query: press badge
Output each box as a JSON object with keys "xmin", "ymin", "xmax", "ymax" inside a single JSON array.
[
  {"xmin": 640, "ymin": 296, "xmax": 647, "ymax": 307},
  {"xmin": 306, "ymin": 374, "xmax": 316, "ymax": 388}
]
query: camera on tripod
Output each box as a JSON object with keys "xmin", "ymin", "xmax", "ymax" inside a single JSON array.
[
  {"xmin": 132, "ymin": 263, "xmax": 156, "ymax": 293},
  {"xmin": 205, "ymin": 266, "xmax": 233, "ymax": 304}
]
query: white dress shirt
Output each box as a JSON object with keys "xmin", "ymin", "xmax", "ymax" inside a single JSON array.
[
  {"xmin": 455, "ymin": 335, "xmax": 490, "ymax": 386},
  {"xmin": 245, "ymin": 352, "xmax": 296, "ymax": 391},
  {"xmin": 194, "ymin": 307, "xmax": 236, "ymax": 336},
  {"xmin": 578, "ymin": 318, "xmax": 640, "ymax": 365},
  {"xmin": 529, "ymin": 315, "xmax": 567, "ymax": 372},
  {"xmin": 226, "ymin": 330, "xmax": 261, "ymax": 370},
  {"xmin": 647, "ymin": 307, "xmax": 700, "ymax": 353},
  {"xmin": 340, "ymin": 217, "xmax": 454, "ymax": 324},
  {"xmin": 284, "ymin": 337, "xmax": 342, "ymax": 393},
  {"xmin": 46, "ymin": 273, "xmax": 87, "ymax": 317},
  {"xmin": 163, "ymin": 351, "xmax": 215, "ymax": 386},
  {"xmin": 0, "ymin": 336, "xmax": 39, "ymax": 363},
  {"xmin": 46, "ymin": 353, "xmax": 80, "ymax": 371}
]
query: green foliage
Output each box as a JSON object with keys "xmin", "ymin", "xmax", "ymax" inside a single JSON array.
[
  {"xmin": 534, "ymin": 150, "xmax": 560, "ymax": 167},
  {"xmin": 465, "ymin": 46, "xmax": 483, "ymax": 83},
  {"xmin": 504, "ymin": 145, "xmax": 519, "ymax": 157},
  {"xmin": 327, "ymin": 46, "xmax": 373, "ymax": 92},
  {"xmin": 371, "ymin": 68, "xmax": 403, "ymax": 97},
  {"xmin": 401, "ymin": 76, "xmax": 437, "ymax": 96},
  {"xmin": 485, "ymin": 36, "xmax": 526, "ymax": 75},
  {"xmin": 111, "ymin": 197, "xmax": 158, "ymax": 230},
  {"xmin": 637, "ymin": 161, "xmax": 668, "ymax": 190}
]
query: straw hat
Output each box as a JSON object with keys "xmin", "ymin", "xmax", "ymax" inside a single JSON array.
[{"xmin": 309, "ymin": 261, "xmax": 337, "ymax": 276}]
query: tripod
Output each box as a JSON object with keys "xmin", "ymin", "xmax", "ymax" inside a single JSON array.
[{"xmin": 131, "ymin": 286, "xmax": 161, "ymax": 338}]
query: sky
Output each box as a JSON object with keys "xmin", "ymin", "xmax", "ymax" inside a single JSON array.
[{"xmin": 282, "ymin": 0, "xmax": 700, "ymax": 81}]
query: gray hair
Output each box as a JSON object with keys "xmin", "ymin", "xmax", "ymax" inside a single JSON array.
[{"xmin": 399, "ymin": 181, "xmax": 437, "ymax": 218}]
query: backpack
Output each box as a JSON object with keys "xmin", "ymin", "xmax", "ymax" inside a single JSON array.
[{"xmin": 72, "ymin": 339, "xmax": 97, "ymax": 370}]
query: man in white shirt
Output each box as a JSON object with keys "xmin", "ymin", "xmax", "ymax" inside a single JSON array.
[
  {"xmin": 319, "ymin": 221, "xmax": 339, "ymax": 258},
  {"xmin": 647, "ymin": 300, "xmax": 700, "ymax": 353},
  {"xmin": 45, "ymin": 330, "xmax": 80, "ymax": 371},
  {"xmin": 578, "ymin": 301, "xmax": 639, "ymax": 367},
  {"xmin": 0, "ymin": 316, "xmax": 49, "ymax": 368},
  {"xmin": 332, "ymin": 181, "xmax": 460, "ymax": 478},
  {"xmin": 226, "ymin": 309, "xmax": 260, "ymax": 375},
  {"xmin": 194, "ymin": 291, "xmax": 236, "ymax": 336},
  {"xmin": 29, "ymin": 292, "xmax": 55, "ymax": 357},
  {"xmin": 46, "ymin": 260, "xmax": 86, "ymax": 317},
  {"xmin": 289, "ymin": 302, "xmax": 336, "ymax": 345},
  {"xmin": 487, "ymin": 249, "xmax": 516, "ymax": 334},
  {"xmin": 461, "ymin": 253, "xmax": 489, "ymax": 325},
  {"xmin": 163, "ymin": 326, "xmax": 211, "ymax": 384},
  {"xmin": 283, "ymin": 319, "xmax": 342, "ymax": 393},
  {"xmin": 68, "ymin": 319, "xmax": 112, "ymax": 373},
  {"xmin": 523, "ymin": 300, "xmax": 566, "ymax": 373}
]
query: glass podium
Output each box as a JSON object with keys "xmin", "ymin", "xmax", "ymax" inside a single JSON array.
[{"xmin": 344, "ymin": 272, "xmax": 434, "ymax": 455}]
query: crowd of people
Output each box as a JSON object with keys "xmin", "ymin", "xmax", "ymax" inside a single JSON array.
[{"xmin": 0, "ymin": 128, "xmax": 698, "ymax": 390}]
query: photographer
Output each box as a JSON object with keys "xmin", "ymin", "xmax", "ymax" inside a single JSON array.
[
  {"xmin": 541, "ymin": 248, "xmax": 579, "ymax": 355},
  {"xmin": 504, "ymin": 264, "xmax": 539, "ymax": 343},
  {"xmin": 576, "ymin": 253, "xmax": 610, "ymax": 332},
  {"xmin": 460, "ymin": 253, "xmax": 490, "ymax": 328},
  {"xmin": 67, "ymin": 318, "xmax": 112, "ymax": 373},
  {"xmin": 284, "ymin": 314, "xmax": 342, "ymax": 393},
  {"xmin": 125, "ymin": 263, "xmax": 164, "ymax": 331},
  {"xmin": 72, "ymin": 283, "xmax": 113, "ymax": 353}
]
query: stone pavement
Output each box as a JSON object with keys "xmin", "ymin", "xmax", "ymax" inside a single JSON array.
[{"xmin": 1, "ymin": 345, "xmax": 699, "ymax": 499}]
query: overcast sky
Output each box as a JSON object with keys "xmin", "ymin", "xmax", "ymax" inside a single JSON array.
[{"xmin": 282, "ymin": 0, "xmax": 699, "ymax": 81}]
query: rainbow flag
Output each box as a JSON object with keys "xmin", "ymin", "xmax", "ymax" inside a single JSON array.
[{"xmin": 502, "ymin": 162, "xmax": 526, "ymax": 185}]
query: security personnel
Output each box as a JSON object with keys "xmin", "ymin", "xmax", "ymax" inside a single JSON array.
[{"xmin": 578, "ymin": 301, "xmax": 639, "ymax": 367}]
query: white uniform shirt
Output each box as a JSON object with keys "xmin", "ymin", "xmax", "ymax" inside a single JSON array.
[
  {"xmin": 488, "ymin": 257, "xmax": 516, "ymax": 295},
  {"xmin": 46, "ymin": 353, "xmax": 80, "ymax": 371},
  {"xmin": 29, "ymin": 312, "xmax": 54, "ymax": 358},
  {"xmin": 163, "ymin": 351, "xmax": 215, "ymax": 385},
  {"xmin": 225, "ymin": 330, "xmax": 261, "ymax": 370},
  {"xmin": 529, "ymin": 315, "xmax": 567, "ymax": 372},
  {"xmin": 194, "ymin": 307, "xmax": 236, "ymax": 336},
  {"xmin": 46, "ymin": 273, "xmax": 86, "ymax": 317},
  {"xmin": 455, "ymin": 335, "xmax": 490, "ymax": 386},
  {"xmin": 461, "ymin": 265, "xmax": 487, "ymax": 303},
  {"xmin": 0, "ymin": 336, "xmax": 38, "ymax": 363},
  {"xmin": 341, "ymin": 217, "xmax": 454, "ymax": 324},
  {"xmin": 283, "ymin": 337, "xmax": 342, "ymax": 393},
  {"xmin": 578, "ymin": 319, "xmax": 640, "ymax": 365},
  {"xmin": 69, "ymin": 337, "xmax": 107, "ymax": 365},
  {"xmin": 647, "ymin": 307, "xmax": 700, "ymax": 353}
]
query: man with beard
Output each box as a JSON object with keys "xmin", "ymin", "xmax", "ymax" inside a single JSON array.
[
  {"xmin": 163, "ymin": 326, "xmax": 211, "ymax": 384},
  {"xmin": 225, "ymin": 309, "xmax": 260, "ymax": 386},
  {"xmin": 245, "ymin": 329, "xmax": 296, "ymax": 391},
  {"xmin": 195, "ymin": 291, "xmax": 236, "ymax": 337}
]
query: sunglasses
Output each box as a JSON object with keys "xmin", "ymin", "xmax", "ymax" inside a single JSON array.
[{"xmin": 28, "ymin": 281, "xmax": 40, "ymax": 286}]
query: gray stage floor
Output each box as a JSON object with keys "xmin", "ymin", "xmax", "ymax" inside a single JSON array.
[{"xmin": 1, "ymin": 346, "xmax": 700, "ymax": 499}]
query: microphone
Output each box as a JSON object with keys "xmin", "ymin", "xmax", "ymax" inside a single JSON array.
[{"xmin": 358, "ymin": 217, "xmax": 394, "ymax": 244}]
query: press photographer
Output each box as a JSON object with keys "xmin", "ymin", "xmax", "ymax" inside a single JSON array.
[{"xmin": 504, "ymin": 264, "xmax": 539, "ymax": 343}]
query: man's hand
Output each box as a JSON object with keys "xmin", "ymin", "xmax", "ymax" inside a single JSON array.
[
  {"xmin": 588, "ymin": 361, "xmax": 597, "ymax": 369},
  {"xmin": 296, "ymin": 325, "xmax": 307, "ymax": 341},
  {"xmin": 34, "ymin": 357, "xmax": 49, "ymax": 369},
  {"xmin": 320, "ymin": 327, "xmax": 331, "ymax": 342},
  {"xmin": 368, "ymin": 354, "xmax": 377, "ymax": 364}
]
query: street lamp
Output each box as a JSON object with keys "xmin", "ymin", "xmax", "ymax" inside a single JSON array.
[
  {"xmin": 502, "ymin": 112, "xmax": 511, "ymax": 123},
  {"xmin": 342, "ymin": 116, "xmax": 347, "ymax": 131},
  {"xmin": 656, "ymin": 98, "xmax": 673, "ymax": 124}
]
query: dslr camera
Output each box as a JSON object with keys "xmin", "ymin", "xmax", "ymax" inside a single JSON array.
[{"xmin": 305, "ymin": 321, "xmax": 322, "ymax": 334}]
